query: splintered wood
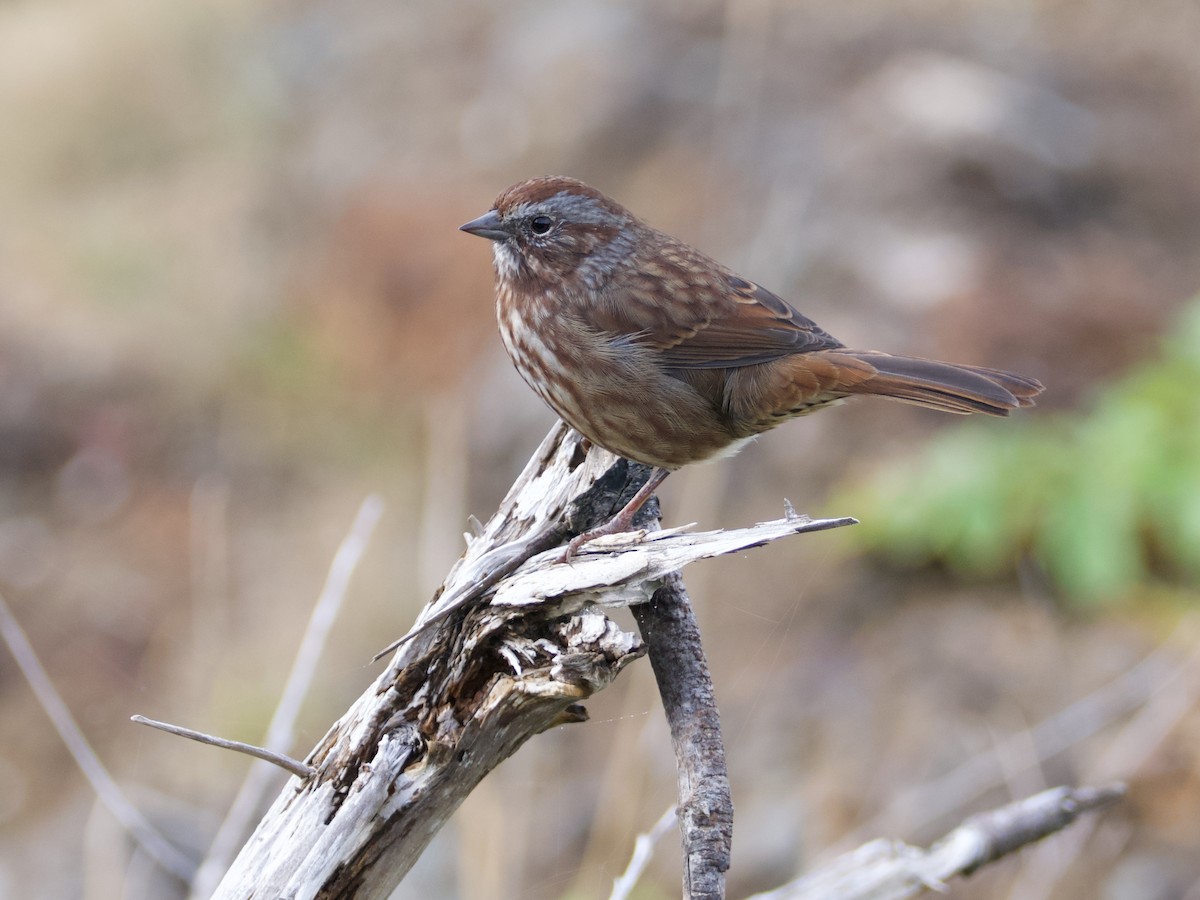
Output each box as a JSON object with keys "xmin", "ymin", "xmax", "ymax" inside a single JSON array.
[{"xmin": 211, "ymin": 423, "xmax": 849, "ymax": 899}]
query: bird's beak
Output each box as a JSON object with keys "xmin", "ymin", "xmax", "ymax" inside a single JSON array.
[{"xmin": 459, "ymin": 210, "xmax": 508, "ymax": 242}]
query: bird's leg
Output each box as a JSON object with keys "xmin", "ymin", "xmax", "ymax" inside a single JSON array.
[{"xmin": 560, "ymin": 466, "xmax": 671, "ymax": 561}]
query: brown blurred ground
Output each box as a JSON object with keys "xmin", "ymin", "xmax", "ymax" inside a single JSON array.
[{"xmin": 1, "ymin": 1, "xmax": 1199, "ymax": 897}]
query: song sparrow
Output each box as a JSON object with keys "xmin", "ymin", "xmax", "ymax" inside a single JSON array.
[{"xmin": 461, "ymin": 176, "xmax": 1043, "ymax": 554}]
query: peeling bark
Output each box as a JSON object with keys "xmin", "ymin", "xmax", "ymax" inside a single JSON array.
[{"xmin": 210, "ymin": 423, "xmax": 850, "ymax": 899}]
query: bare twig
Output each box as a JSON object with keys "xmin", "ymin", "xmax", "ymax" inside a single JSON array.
[
  {"xmin": 188, "ymin": 494, "xmax": 384, "ymax": 898},
  {"xmin": 0, "ymin": 592, "xmax": 196, "ymax": 882},
  {"xmin": 1003, "ymin": 627, "xmax": 1200, "ymax": 900},
  {"xmin": 610, "ymin": 805, "xmax": 679, "ymax": 900},
  {"xmin": 750, "ymin": 783, "xmax": 1126, "ymax": 900},
  {"xmin": 846, "ymin": 616, "xmax": 1199, "ymax": 847},
  {"xmin": 131, "ymin": 716, "xmax": 314, "ymax": 778},
  {"xmin": 952, "ymin": 784, "xmax": 1125, "ymax": 873},
  {"xmin": 267, "ymin": 494, "xmax": 385, "ymax": 753},
  {"xmin": 634, "ymin": 572, "xmax": 733, "ymax": 900},
  {"xmin": 1089, "ymin": 621, "xmax": 1200, "ymax": 781}
]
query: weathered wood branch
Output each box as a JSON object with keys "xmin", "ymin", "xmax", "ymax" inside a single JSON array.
[
  {"xmin": 211, "ymin": 422, "xmax": 852, "ymax": 899},
  {"xmin": 633, "ymin": 572, "xmax": 732, "ymax": 900},
  {"xmin": 747, "ymin": 783, "xmax": 1127, "ymax": 900}
]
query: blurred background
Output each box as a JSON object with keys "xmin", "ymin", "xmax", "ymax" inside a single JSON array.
[{"xmin": 2, "ymin": 0, "xmax": 1199, "ymax": 897}]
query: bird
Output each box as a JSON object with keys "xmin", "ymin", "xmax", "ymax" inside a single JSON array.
[{"xmin": 460, "ymin": 176, "xmax": 1043, "ymax": 556}]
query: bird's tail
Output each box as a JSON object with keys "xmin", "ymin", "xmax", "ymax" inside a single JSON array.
[{"xmin": 821, "ymin": 350, "xmax": 1043, "ymax": 416}]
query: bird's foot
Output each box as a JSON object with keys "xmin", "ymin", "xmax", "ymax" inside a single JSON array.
[
  {"xmin": 556, "ymin": 514, "xmax": 632, "ymax": 563},
  {"xmin": 556, "ymin": 465, "xmax": 671, "ymax": 563}
]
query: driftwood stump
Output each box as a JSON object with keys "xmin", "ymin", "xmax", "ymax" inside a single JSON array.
[
  {"xmin": 204, "ymin": 422, "xmax": 1122, "ymax": 899},
  {"xmin": 210, "ymin": 423, "xmax": 851, "ymax": 898}
]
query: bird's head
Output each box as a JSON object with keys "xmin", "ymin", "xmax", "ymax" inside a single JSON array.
[{"xmin": 460, "ymin": 176, "xmax": 639, "ymax": 290}]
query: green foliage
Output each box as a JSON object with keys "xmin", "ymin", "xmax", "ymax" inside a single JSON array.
[{"xmin": 835, "ymin": 298, "xmax": 1200, "ymax": 606}]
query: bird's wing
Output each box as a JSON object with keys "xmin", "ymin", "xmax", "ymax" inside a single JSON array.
[{"xmin": 591, "ymin": 239, "xmax": 843, "ymax": 369}]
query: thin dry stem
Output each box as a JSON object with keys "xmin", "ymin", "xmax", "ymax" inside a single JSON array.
[
  {"xmin": 1004, "ymin": 625, "xmax": 1200, "ymax": 900},
  {"xmin": 131, "ymin": 716, "xmax": 314, "ymax": 779},
  {"xmin": 188, "ymin": 494, "xmax": 384, "ymax": 898},
  {"xmin": 0, "ymin": 592, "xmax": 196, "ymax": 882},
  {"xmin": 610, "ymin": 805, "xmax": 679, "ymax": 900},
  {"xmin": 844, "ymin": 616, "xmax": 1200, "ymax": 848}
]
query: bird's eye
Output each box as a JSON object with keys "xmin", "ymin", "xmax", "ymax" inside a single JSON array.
[{"xmin": 530, "ymin": 216, "xmax": 554, "ymax": 235}]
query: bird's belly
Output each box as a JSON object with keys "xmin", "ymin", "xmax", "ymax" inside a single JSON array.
[{"xmin": 498, "ymin": 305, "xmax": 734, "ymax": 469}]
